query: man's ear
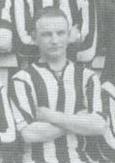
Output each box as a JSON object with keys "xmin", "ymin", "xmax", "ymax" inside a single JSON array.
[
  {"xmin": 67, "ymin": 30, "xmax": 71, "ymax": 44},
  {"xmin": 68, "ymin": 29, "xmax": 71, "ymax": 37},
  {"xmin": 31, "ymin": 30, "xmax": 37, "ymax": 45},
  {"xmin": 68, "ymin": 25, "xmax": 81, "ymax": 43}
]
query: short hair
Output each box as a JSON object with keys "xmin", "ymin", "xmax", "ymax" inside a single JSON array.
[{"xmin": 35, "ymin": 6, "xmax": 69, "ymax": 27}]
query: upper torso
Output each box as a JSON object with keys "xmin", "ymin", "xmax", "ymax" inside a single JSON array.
[{"xmin": 11, "ymin": 60, "xmax": 103, "ymax": 163}]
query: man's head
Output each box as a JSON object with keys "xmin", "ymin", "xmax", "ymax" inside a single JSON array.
[{"xmin": 34, "ymin": 7, "xmax": 70, "ymax": 61}]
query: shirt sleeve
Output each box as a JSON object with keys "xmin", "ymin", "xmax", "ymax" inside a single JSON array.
[
  {"xmin": 0, "ymin": 87, "xmax": 16, "ymax": 143},
  {"xmin": 9, "ymin": 79, "xmax": 35, "ymax": 132}
]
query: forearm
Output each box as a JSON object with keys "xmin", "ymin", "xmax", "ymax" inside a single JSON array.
[
  {"xmin": 21, "ymin": 122, "xmax": 65, "ymax": 143},
  {"xmin": 44, "ymin": 111, "xmax": 106, "ymax": 136}
]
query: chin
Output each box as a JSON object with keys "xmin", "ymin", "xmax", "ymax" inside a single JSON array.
[
  {"xmin": 48, "ymin": 51, "xmax": 61, "ymax": 58},
  {"xmin": 47, "ymin": 54, "xmax": 61, "ymax": 61},
  {"xmin": 49, "ymin": 55, "xmax": 59, "ymax": 60}
]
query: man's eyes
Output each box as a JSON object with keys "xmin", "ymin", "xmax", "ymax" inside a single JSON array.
[
  {"xmin": 41, "ymin": 32, "xmax": 51, "ymax": 37},
  {"xmin": 41, "ymin": 31, "xmax": 66, "ymax": 37},
  {"xmin": 57, "ymin": 31, "xmax": 66, "ymax": 36}
]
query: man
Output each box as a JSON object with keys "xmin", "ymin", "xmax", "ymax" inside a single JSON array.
[{"xmin": 10, "ymin": 7, "xmax": 107, "ymax": 163}]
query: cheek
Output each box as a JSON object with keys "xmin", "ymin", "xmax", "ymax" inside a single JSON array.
[
  {"xmin": 41, "ymin": 37, "xmax": 51, "ymax": 45},
  {"xmin": 37, "ymin": 38, "xmax": 48, "ymax": 48},
  {"xmin": 61, "ymin": 36, "xmax": 69, "ymax": 45}
]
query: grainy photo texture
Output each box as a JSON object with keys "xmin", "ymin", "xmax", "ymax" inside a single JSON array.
[{"xmin": 0, "ymin": 0, "xmax": 115, "ymax": 163}]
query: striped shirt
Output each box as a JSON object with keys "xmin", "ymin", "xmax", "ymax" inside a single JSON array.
[
  {"xmin": 10, "ymin": 60, "xmax": 104, "ymax": 163},
  {"xmin": 0, "ymin": 86, "xmax": 15, "ymax": 144},
  {"xmin": 0, "ymin": 0, "xmax": 12, "ymax": 29}
]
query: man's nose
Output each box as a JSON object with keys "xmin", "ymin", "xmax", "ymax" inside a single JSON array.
[{"xmin": 52, "ymin": 33, "xmax": 59, "ymax": 43}]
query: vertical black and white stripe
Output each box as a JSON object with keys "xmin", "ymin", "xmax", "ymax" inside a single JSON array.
[{"xmin": 10, "ymin": 60, "xmax": 103, "ymax": 163}]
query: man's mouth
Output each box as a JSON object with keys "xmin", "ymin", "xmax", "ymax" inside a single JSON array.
[{"xmin": 49, "ymin": 47, "xmax": 62, "ymax": 51}]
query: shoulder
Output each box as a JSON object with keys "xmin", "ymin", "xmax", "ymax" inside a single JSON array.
[
  {"xmin": 13, "ymin": 69, "xmax": 30, "ymax": 80},
  {"xmin": 12, "ymin": 66, "xmax": 34, "ymax": 86},
  {"xmin": 73, "ymin": 62, "xmax": 96, "ymax": 80},
  {"xmin": 12, "ymin": 64, "xmax": 43, "ymax": 86}
]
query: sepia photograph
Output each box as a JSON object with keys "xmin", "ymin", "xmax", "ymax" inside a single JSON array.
[{"xmin": 0, "ymin": 0, "xmax": 115, "ymax": 162}]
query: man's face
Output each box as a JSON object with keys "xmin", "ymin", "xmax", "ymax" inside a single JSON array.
[{"xmin": 35, "ymin": 16, "xmax": 69, "ymax": 60}]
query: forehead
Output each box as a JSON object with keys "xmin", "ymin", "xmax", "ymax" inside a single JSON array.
[{"xmin": 36, "ymin": 16, "xmax": 68, "ymax": 32}]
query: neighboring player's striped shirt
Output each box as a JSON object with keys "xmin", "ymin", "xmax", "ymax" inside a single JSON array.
[
  {"xmin": 14, "ymin": 0, "xmax": 89, "ymax": 42},
  {"xmin": 96, "ymin": 81, "xmax": 115, "ymax": 162},
  {"xmin": 0, "ymin": 86, "xmax": 15, "ymax": 144},
  {"xmin": 0, "ymin": 0, "xmax": 12, "ymax": 29},
  {"xmin": 10, "ymin": 60, "xmax": 104, "ymax": 163}
]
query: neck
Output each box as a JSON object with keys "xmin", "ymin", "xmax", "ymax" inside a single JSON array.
[
  {"xmin": 40, "ymin": 54, "xmax": 67, "ymax": 72},
  {"xmin": 49, "ymin": 57, "xmax": 67, "ymax": 72}
]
